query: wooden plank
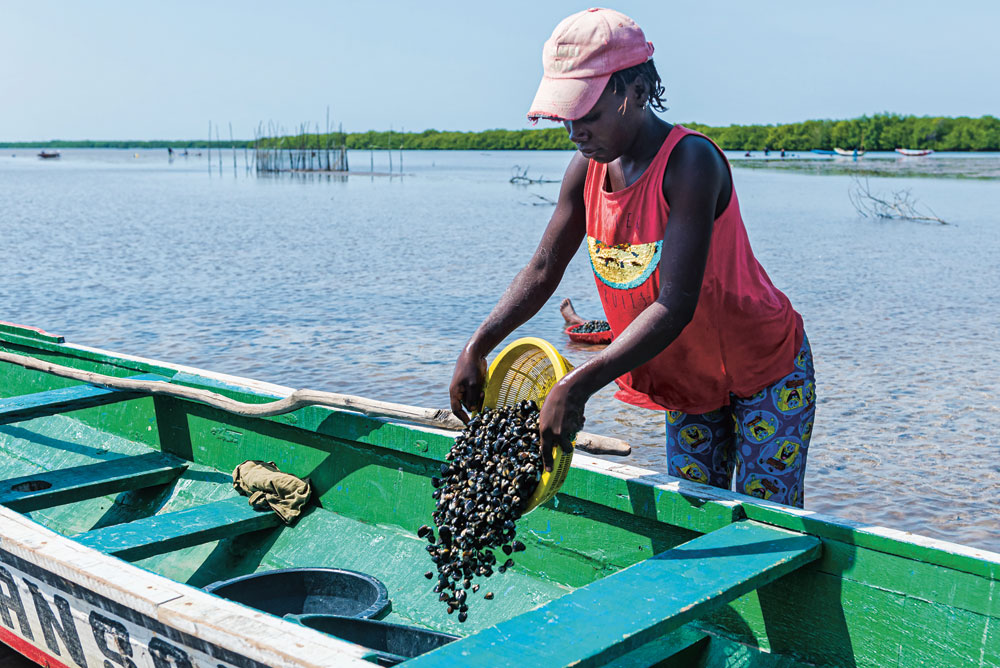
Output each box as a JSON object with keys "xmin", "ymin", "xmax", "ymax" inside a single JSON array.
[
  {"xmin": 0, "ymin": 451, "xmax": 188, "ymax": 512},
  {"xmin": 408, "ymin": 521, "xmax": 820, "ymax": 668},
  {"xmin": 0, "ymin": 321, "xmax": 64, "ymax": 344},
  {"xmin": 741, "ymin": 501, "xmax": 1000, "ymax": 580},
  {"xmin": 0, "ymin": 373, "xmax": 167, "ymax": 425},
  {"xmin": 600, "ymin": 626, "xmax": 709, "ymax": 668},
  {"xmin": 74, "ymin": 497, "xmax": 281, "ymax": 561}
]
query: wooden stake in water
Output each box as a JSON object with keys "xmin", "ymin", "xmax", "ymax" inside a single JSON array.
[
  {"xmin": 216, "ymin": 124, "xmax": 223, "ymax": 173},
  {"xmin": 325, "ymin": 107, "xmax": 331, "ymax": 171},
  {"xmin": 229, "ymin": 122, "xmax": 236, "ymax": 173}
]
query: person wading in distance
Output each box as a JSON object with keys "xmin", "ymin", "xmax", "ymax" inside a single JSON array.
[{"xmin": 450, "ymin": 8, "xmax": 815, "ymax": 507}]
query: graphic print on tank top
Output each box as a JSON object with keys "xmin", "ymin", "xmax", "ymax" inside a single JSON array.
[{"xmin": 587, "ymin": 237, "xmax": 662, "ymax": 291}]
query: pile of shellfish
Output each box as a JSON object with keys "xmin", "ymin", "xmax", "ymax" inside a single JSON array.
[
  {"xmin": 569, "ymin": 319, "xmax": 611, "ymax": 333},
  {"xmin": 419, "ymin": 400, "xmax": 543, "ymax": 622}
]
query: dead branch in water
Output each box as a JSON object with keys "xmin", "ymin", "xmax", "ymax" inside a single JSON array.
[
  {"xmin": 849, "ymin": 176, "xmax": 951, "ymax": 225},
  {"xmin": 519, "ymin": 193, "xmax": 557, "ymax": 207},
  {"xmin": 510, "ymin": 165, "xmax": 560, "ymax": 184}
]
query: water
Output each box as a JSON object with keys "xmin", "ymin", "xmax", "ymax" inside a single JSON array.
[{"xmin": 2, "ymin": 148, "xmax": 999, "ymax": 552}]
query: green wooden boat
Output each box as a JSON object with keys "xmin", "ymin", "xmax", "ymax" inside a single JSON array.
[{"xmin": 0, "ymin": 321, "xmax": 997, "ymax": 667}]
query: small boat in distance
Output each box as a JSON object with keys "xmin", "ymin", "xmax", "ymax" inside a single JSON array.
[
  {"xmin": 810, "ymin": 149, "xmax": 837, "ymax": 155},
  {"xmin": 833, "ymin": 147, "xmax": 865, "ymax": 157},
  {"xmin": 37, "ymin": 150, "xmax": 60, "ymax": 159},
  {"xmin": 895, "ymin": 148, "xmax": 934, "ymax": 157}
]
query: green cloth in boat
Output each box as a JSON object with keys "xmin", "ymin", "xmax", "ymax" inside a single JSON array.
[{"xmin": 232, "ymin": 460, "xmax": 312, "ymax": 525}]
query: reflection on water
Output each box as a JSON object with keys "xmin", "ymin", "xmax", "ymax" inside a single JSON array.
[{"xmin": 2, "ymin": 148, "xmax": 999, "ymax": 552}]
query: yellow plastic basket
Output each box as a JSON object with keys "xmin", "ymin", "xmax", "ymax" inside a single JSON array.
[{"xmin": 483, "ymin": 337, "xmax": 574, "ymax": 513}]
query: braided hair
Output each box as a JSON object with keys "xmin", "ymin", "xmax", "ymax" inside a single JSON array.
[{"xmin": 608, "ymin": 59, "xmax": 668, "ymax": 112}]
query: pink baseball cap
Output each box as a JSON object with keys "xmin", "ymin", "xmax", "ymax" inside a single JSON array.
[{"xmin": 527, "ymin": 8, "xmax": 654, "ymax": 122}]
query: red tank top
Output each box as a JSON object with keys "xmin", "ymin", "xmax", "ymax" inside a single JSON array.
[{"xmin": 584, "ymin": 125, "xmax": 803, "ymax": 413}]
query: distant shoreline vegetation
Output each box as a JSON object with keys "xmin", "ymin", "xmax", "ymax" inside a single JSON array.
[{"xmin": 3, "ymin": 114, "xmax": 998, "ymax": 151}]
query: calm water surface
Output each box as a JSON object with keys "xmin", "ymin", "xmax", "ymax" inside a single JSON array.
[{"xmin": 2, "ymin": 148, "xmax": 998, "ymax": 551}]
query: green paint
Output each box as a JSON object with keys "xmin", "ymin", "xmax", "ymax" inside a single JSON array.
[
  {"xmin": 600, "ymin": 627, "xmax": 709, "ymax": 668},
  {"xmin": 742, "ymin": 503, "xmax": 1000, "ymax": 580},
  {"xmin": 74, "ymin": 497, "xmax": 281, "ymax": 561},
  {"xmin": 408, "ymin": 521, "xmax": 819, "ymax": 667},
  {"xmin": 0, "ymin": 451, "xmax": 186, "ymax": 512},
  {"xmin": 0, "ymin": 322, "xmax": 64, "ymax": 344},
  {"xmin": 0, "ymin": 374, "xmax": 165, "ymax": 425}
]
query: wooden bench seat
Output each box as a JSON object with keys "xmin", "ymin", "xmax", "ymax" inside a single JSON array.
[
  {"xmin": 74, "ymin": 496, "xmax": 282, "ymax": 561},
  {"xmin": 408, "ymin": 520, "xmax": 821, "ymax": 667},
  {"xmin": 0, "ymin": 451, "xmax": 188, "ymax": 513}
]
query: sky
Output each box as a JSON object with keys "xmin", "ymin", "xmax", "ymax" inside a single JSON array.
[{"xmin": 2, "ymin": 1, "xmax": 998, "ymax": 141}]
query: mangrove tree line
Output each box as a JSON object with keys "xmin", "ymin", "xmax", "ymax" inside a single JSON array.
[{"xmin": 4, "ymin": 114, "xmax": 998, "ymax": 151}]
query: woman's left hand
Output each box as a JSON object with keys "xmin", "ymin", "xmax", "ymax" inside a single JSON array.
[{"xmin": 538, "ymin": 376, "xmax": 587, "ymax": 472}]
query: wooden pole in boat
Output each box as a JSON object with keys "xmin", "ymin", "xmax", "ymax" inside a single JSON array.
[
  {"xmin": 0, "ymin": 350, "xmax": 630, "ymax": 456},
  {"xmin": 0, "ymin": 349, "xmax": 462, "ymax": 427},
  {"xmin": 207, "ymin": 121, "xmax": 211, "ymax": 167}
]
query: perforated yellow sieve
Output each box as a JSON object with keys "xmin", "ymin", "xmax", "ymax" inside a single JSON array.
[{"xmin": 483, "ymin": 337, "xmax": 574, "ymax": 513}]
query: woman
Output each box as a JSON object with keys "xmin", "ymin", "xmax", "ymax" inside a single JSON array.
[{"xmin": 450, "ymin": 8, "xmax": 814, "ymax": 507}]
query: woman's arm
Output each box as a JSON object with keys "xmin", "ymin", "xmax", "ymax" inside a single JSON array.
[
  {"xmin": 449, "ymin": 152, "xmax": 590, "ymax": 423},
  {"xmin": 537, "ymin": 136, "xmax": 730, "ymax": 467}
]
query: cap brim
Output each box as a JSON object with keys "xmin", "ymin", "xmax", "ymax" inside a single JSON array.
[{"xmin": 526, "ymin": 72, "xmax": 611, "ymax": 122}]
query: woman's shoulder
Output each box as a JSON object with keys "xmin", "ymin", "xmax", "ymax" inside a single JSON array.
[
  {"xmin": 669, "ymin": 129, "xmax": 727, "ymax": 171},
  {"xmin": 663, "ymin": 129, "xmax": 732, "ymax": 213}
]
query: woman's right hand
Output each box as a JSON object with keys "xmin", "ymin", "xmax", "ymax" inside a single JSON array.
[{"xmin": 450, "ymin": 347, "xmax": 488, "ymax": 424}]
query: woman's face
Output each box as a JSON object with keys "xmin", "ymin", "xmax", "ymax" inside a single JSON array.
[{"xmin": 562, "ymin": 80, "xmax": 644, "ymax": 163}]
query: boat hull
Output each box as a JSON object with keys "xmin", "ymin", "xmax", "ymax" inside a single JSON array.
[{"xmin": 1, "ymin": 321, "xmax": 999, "ymax": 667}]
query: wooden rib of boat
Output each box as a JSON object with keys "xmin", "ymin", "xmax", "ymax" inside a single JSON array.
[
  {"xmin": 833, "ymin": 147, "xmax": 865, "ymax": 157},
  {"xmin": 895, "ymin": 148, "xmax": 934, "ymax": 157},
  {"xmin": 0, "ymin": 320, "xmax": 998, "ymax": 667}
]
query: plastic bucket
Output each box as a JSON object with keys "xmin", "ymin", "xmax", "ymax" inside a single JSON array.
[
  {"xmin": 204, "ymin": 567, "xmax": 390, "ymax": 620},
  {"xmin": 296, "ymin": 615, "xmax": 458, "ymax": 666}
]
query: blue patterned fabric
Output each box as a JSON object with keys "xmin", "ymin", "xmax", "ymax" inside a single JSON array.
[{"xmin": 665, "ymin": 335, "xmax": 815, "ymax": 507}]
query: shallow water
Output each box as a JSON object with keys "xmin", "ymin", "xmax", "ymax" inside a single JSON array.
[
  {"xmin": 2, "ymin": 148, "xmax": 998, "ymax": 552},
  {"xmin": 733, "ymin": 150, "xmax": 1000, "ymax": 180}
]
